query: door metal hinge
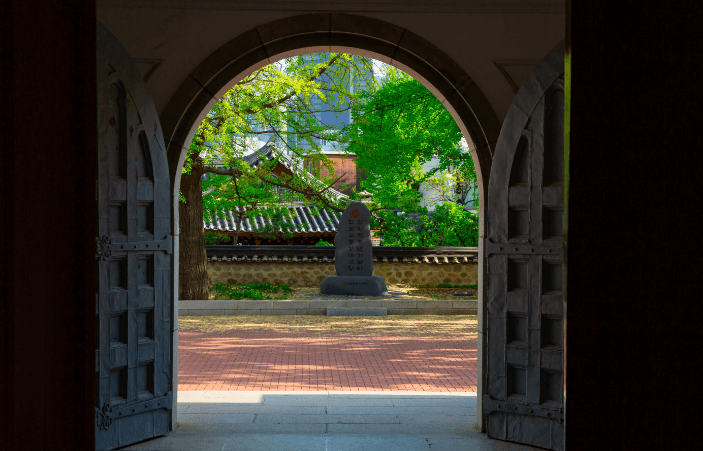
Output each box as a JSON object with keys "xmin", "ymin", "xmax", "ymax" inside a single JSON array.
[
  {"xmin": 485, "ymin": 241, "xmax": 563, "ymax": 257},
  {"xmin": 483, "ymin": 394, "xmax": 563, "ymax": 420},
  {"xmin": 97, "ymin": 235, "xmax": 173, "ymax": 256},
  {"xmin": 96, "ymin": 402, "xmax": 113, "ymax": 431},
  {"xmin": 96, "ymin": 391, "xmax": 173, "ymax": 431}
]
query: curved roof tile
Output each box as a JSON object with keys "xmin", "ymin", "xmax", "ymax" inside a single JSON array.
[
  {"xmin": 204, "ymin": 143, "xmax": 350, "ymax": 236},
  {"xmin": 204, "ymin": 205, "xmax": 342, "ymax": 235},
  {"xmin": 243, "ymin": 144, "xmax": 349, "ymax": 204}
]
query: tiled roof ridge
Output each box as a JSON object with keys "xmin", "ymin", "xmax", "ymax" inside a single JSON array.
[
  {"xmin": 204, "ymin": 204, "xmax": 342, "ymax": 235},
  {"xmin": 243, "ymin": 144, "xmax": 350, "ymax": 205}
]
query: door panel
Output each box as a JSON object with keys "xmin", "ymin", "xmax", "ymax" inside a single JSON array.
[
  {"xmin": 96, "ymin": 22, "xmax": 172, "ymax": 450},
  {"xmin": 485, "ymin": 41, "xmax": 565, "ymax": 450}
]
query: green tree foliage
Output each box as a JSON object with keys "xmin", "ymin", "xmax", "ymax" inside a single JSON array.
[
  {"xmin": 203, "ymin": 231, "xmax": 231, "ymax": 245},
  {"xmin": 179, "ymin": 53, "xmax": 376, "ymax": 298},
  {"xmin": 370, "ymin": 206, "xmax": 478, "ymax": 248},
  {"xmin": 186, "ymin": 53, "xmax": 377, "ymax": 214},
  {"xmin": 200, "ymin": 161, "xmax": 308, "ymax": 244},
  {"xmin": 423, "ymin": 165, "xmax": 479, "ymax": 209},
  {"xmin": 342, "ymin": 66, "xmax": 479, "ymax": 246}
]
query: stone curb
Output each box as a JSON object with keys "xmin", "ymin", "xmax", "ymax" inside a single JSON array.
[
  {"xmin": 327, "ymin": 307, "xmax": 387, "ymax": 316},
  {"xmin": 179, "ymin": 300, "xmax": 476, "ymax": 316}
]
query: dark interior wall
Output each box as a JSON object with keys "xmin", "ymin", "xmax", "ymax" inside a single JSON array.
[
  {"xmin": 567, "ymin": 1, "xmax": 702, "ymax": 449},
  {"xmin": 0, "ymin": 1, "xmax": 96, "ymax": 450}
]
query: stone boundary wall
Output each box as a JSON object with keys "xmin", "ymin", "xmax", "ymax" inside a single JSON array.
[
  {"xmin": 206, "ymin": 245, "xmax": 478, "ymax": 265},
  {"xmin": 207, "ymin": 260, "xmax": 478, "ymax": 287},
  {"xmin": 179, "ymin": 299, "xmax": 477, "ymax": 316}
]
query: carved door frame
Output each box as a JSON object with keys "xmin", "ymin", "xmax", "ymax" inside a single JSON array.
[
  {"xmin": 96, "ymin": 22, "xmax": 173, "ymax": 450},
  {"xmin": 482, "ymin": 40, "xmax": 566, "ymax": 449}
]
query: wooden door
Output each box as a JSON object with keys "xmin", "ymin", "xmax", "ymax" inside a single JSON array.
[
  {"xmin": 95, "ymin": 23, "xmax": 172, "ymax": 450},
  {"xmin": 484, "ymin": 41, "xmax": 565, "ymax": 450}
]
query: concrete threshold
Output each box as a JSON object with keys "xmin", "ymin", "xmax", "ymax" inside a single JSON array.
[
  {"xmin": 118, "ymin": 391, "xmax": 533, "ymax": 451},
  {"xmin": 178, "ymin": 299, "xmax": 477, "ymax": 316}
]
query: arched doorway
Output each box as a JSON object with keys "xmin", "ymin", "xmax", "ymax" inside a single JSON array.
[{"xmin": 160, "ymin": 13, "xmax": 503, "ymax": 432}]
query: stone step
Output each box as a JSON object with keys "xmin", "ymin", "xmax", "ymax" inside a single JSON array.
[
  {"xmin": 178, "ymin": 299, "xmax": 477, "ymax": 316},
  {"xmin": 327, "ymin": 307, "xmax": 387, "ymax": 316}
]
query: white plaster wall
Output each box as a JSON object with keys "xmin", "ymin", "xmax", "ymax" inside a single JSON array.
[{"xmin": 97, "ymin": 2, "xmax": 564, "ymax": 126}]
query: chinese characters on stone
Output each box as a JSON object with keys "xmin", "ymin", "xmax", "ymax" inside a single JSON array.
[{"xmin": 347, "ymin": 219, "xmax": 365, "ymax": 272}]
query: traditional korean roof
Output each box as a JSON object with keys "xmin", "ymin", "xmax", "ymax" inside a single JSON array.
[
  {"xmin": 204, "ymin": 205, "xmax": 341, "ymax": 235},
  {"xmin": 242, "ymin": 144, "xmax": 350, "ymax": 205},
  {"xmin": 204, "ymin": 142, "xmax": 355, "ymax": 235}
]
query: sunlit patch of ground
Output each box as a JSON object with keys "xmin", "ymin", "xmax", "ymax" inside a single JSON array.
[
  {"xmin": 178, "ymin": 315, "xmax": 478, "ymax": 391},
  {"xmin": 179, "ymin": 314, "xmax": 478, "ymax": 339}
]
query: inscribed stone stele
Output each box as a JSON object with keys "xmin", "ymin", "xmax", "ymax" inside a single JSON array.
[{"xmin": 334, "ymin": 201, "xmax": 373, "ymax": 277}]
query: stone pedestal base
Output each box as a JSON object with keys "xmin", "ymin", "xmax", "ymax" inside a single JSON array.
[{"xmin": 320, "ymin": 275, "xmax": 388, "ymax": 296}]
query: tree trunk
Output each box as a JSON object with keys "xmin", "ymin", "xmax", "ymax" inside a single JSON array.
[
  {"xmin": 233, "ymin": 213, "xmax": 244, "ymax": 245},
  {"xmin": 178, "ymin": 158, "xmax": 210, "ymax": 300}
]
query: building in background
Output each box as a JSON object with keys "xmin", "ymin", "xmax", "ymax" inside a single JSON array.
[
  {"xmin": 204, "ymin": 144, "xmax": 380, "ymax": 245},
  {"xmin": 418, "ymin": 137, "xmax": 479, "ymax": 213},
  {"xmin": 234, "ymin": 53, "xmax": 373, "ymax": 196},
  {"xmin": 227, "ymin": 52, "xmax": 473, "ymax": 211}
]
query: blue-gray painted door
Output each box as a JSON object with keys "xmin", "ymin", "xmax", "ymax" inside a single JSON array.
[
  {"xmin": 96, "ymin": 22, "xmax": 172, "ymax": 450},
  {"xmin": 485, "ymin": 41, "xmax": 565, "ymax": 450}
]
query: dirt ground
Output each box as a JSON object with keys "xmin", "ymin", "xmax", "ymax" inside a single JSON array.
[{"xmin": 179, "ymin": 314, "xmax": 478, "ymax": 338}]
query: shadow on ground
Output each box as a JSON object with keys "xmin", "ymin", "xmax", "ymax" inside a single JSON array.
[{"xmin": 119, "ymin": 392, "xmax": 538, "ymax": 451}]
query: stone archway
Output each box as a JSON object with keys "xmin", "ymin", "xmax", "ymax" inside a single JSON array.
[
  {"xmin": 159, "ymin": 13, "xmax": 502, "ymax": 430},
  {"xmin": 161, "ymin": 14, "xmax": 501, "ymax": 198}
]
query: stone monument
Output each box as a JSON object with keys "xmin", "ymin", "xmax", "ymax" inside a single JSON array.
[{"xmin": 320, "ymin": 201, "xmax": 388, "ymax": 296}]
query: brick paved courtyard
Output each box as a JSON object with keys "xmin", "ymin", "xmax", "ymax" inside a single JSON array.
[{"xmin": 178, "ymin": 315, "xmax": 478, "ymax": 392}]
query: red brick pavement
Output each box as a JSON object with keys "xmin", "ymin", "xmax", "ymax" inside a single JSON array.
[{"xmin": 178, "ymin": 327, "xmax": 477, "ymax": 392}]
